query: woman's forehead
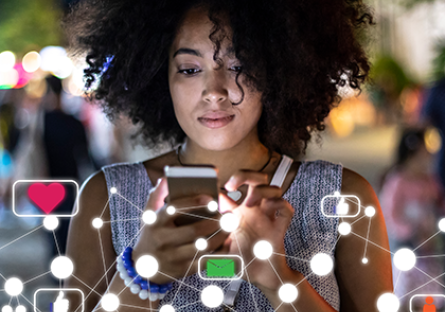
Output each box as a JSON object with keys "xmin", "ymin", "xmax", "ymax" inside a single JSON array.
[{"xmin": 170, "ymin": 7, "xmax": 233, "ymax": 58}]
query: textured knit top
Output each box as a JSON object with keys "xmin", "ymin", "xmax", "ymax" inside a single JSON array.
[{"xmin": 102, "ymin": 158, "xmax": 343, "ymax": 311}]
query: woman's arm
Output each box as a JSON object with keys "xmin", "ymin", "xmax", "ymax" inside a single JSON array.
[{"xmin": 335, "ymin": 168, "xmax": 394, "ymax": 311}]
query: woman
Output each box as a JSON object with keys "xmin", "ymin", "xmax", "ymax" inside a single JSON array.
[{"xmin": 64, "ymin": 0, "xmax": 393, "ymax": 311}]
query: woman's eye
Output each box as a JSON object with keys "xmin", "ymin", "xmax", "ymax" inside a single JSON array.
[
  {"xmin": 230, "ymin": 66, "xmax": 242, "ymax": 72},
  {"xmin": 178, "ymin": 68, "xmax": 200, "ymax": 75}
]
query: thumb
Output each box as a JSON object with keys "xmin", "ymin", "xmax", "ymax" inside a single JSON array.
[
  {"xmin": 146, "ymin": 177, "xmax": 168, "ymax": 212},
  {"xmin": 218, "ymin": 193, "xmax": 238, "ymax": 214},
  {"xmin": 56, "ymin": 291, "xmax": 64, "ymax": 301}
]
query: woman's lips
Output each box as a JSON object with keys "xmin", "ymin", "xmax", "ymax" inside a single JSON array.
[{"xmin": 198, "ymin": 115, "xmax": 235, "ymax": 129}]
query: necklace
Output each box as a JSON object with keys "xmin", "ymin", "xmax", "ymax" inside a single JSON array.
[{"xmin": 176, "ymin": 145, "xmax": 273, "ymax": 201}]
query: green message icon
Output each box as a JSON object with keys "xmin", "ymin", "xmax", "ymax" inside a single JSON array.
[{"xmin": 206, "ymin": 259, "xmax": 236, "ymax": 277}]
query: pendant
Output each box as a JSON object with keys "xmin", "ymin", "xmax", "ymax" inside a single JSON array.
[{"xmin": 227, "ymin": 190, "xmax": 242, "ymax": 201}]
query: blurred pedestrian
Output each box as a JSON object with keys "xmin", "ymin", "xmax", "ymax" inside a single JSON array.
[{"xmin": 380, "ymin": 128, "xmax": 445, "ymax": 308}]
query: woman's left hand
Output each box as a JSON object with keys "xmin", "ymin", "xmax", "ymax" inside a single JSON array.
[{"xmin": 219, "ymin": 170, "xmax": 297, "ymax": 291}]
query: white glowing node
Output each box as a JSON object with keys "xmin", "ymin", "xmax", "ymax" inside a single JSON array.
[
  {"xmin": 101, "ymin": 293, "xmax": 120, "ymax": 312},
  {"xmin": 195, "ymin": 238, "xmax": 208, "ymax": 251},
  {"xmin": 159, "ymin": 305, "xmax": 175, "ymax": 312},
  {"xmin": 0, "ymin": 51, "xmax": 16, "ymax": 72},
  {"xmin": 92, "ymin": 218, "xmax": 103, "ymax": 229},
  {"xmin": 201, "ymin": 285, "xmax": 224, "ymax": 308},
  {"xmin": 142, "ymin": 210, "xmax": 157, "ymax": 225},
  {"xmin": 365, "ymin": 206, "xmax": 376, "ymax": 217},
  {"xmin": 310, "ymin": 253, "xmax": 334, "ymax": 276},
  {"xmin": 278, "ymin": 284, "xmax": 298, "ymax": 303},
  {"xmin": 377, "ymin": 293, "xmax": 400, "ymax": 312},
  {"xmin": 253, "ymin": 240, "xmax": 273, "ymax": 260},
  {"xmin": 207, "ymin": 200, "xmax": 218, "ymax": 212},
  {"xmin": 166, "ymin": 206, "xmax": 176, "ymax": 215},
  {"xmin": 220, "ymin": 213, "xmax": 240, "ymax": 232},
  {"xmin": 393, "ymin": 248, "xmax": 416, "ymax": 271},
  {"xmin": 338, "ymin": 222, "xmax": 351, "ymax": 235},
  {"xmin": 362, "ymin": 258, "xmax": 369, "ymax": 264},
  {"xmin": 4, "ymin": 278, "xmax": 23, "ymax": 296},
  {"xmin": 51, "ymin": 256, "xmax": 74, "ymax": 279},
  {"xmin": 1, "ymin": 306, "xmax": 12, "ymax": 312},
  {"xmin": 110, "ymin": 187, "xmax": 117, "ymax": 194},
  {"xmin": 135, "ymin": 255, "xmax": 159, "ymax": 278},
  {"xmin": 43, "ymin": 216, "xmax": 59, "ymax": 230},
  {"xmin": 22, "ymin": 51, "xmax": 41, "ymax": 73},
  {"xmin": 15, "ymin": 305, "xmax": 26, "ymax": 312},
  {"xmin": 439, "ymin": 218, "xmax": 445, "ymax": 232}
]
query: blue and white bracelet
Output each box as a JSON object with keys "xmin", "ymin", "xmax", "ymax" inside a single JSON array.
[{"xmin": 116, "ymin": 247, "xmax": 172, "ymax": 301}]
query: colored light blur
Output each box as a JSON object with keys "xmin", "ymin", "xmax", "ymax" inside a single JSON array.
[
  {"xmin": 0, "ymin": 51, "xmax": 16, "ymax": 72},
  {"xmin": 39, "ymin": 46, "xmax": 73, "ymax": 78},
  {"xmin": 22, "ymin": 51, "xmax": 41, "ymax": 73},
  {"xmin": 0, "ymin": 69, "xmax": 19, "ymax": 89}
]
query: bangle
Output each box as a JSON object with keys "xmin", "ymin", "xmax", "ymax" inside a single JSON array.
[{"xmin": 116, "ymin": 247, "xmax": 173, "ymax": 301}]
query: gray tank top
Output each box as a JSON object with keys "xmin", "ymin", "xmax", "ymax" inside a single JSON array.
[{"xmin": 102, "ymin": 158, "xmax": 342, "ymax": 311}]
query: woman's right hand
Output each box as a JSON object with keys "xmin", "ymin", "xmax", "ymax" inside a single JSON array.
[{"xmin": 132, "ymin": 177, "xmax": 229, "ymax": 284}]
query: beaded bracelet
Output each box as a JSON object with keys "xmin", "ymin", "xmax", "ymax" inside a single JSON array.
[{"xmin": 116, "ymin": 247, "xmax": 172, "ymax": 301}]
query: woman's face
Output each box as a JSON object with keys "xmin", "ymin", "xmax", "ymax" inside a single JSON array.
[{"xmin": 168, "ymin": 7, "xmax": 263, "ymax": 151}]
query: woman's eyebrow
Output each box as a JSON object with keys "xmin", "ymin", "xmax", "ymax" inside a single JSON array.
[{"xmin": 173, "ymin": 48, "xmax": 203, "ymax": 58}]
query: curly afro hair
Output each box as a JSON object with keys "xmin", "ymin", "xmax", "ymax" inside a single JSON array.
[{"xmin": 65, "ymin": 0, "xmax": 373, "ymax": 158}]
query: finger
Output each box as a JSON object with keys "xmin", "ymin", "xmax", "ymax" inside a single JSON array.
[
  {"xmin": 224, "ymin": 170, "xmax": 268, "ymax": 191},
  {"xmin": 156, "ymin": 194, "xmax": 214, "ymax": 226},
  {"xmin": 162, "ymin": 219, "xmax": 222, "ymax": 246},
  {"xmin": 145, "ymin": 177, "xmax": 169, "ymax": 212},
  {"xmin": 261, "ymin": 198, "xmax": 295, "ymax": 220},
  {"xmin": 244, "ymin": 185, "xmax": 282, "ymax": 207},
  {"xmin": 219, "ymin": 192, "xmax": 237, "ymax": 213}
]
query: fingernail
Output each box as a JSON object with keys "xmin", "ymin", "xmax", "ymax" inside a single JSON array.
[{"xmin": 156, "ymin": 178, "xmax": 162, "ymax": 186}]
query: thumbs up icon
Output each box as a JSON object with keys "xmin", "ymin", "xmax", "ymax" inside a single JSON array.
[{"xmin": 52, "ymin": 291, "xmax": 69, "ymax": 312}]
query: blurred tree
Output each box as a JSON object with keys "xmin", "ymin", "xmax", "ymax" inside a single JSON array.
[
  {"xmin": 431, "ymin": 40, "xmax": 445, "ymax": 82},
  {"xmin": 399, "ymin": 0, "xmax": 436, "ymax": 9},
  {"xmin": 0, "ymin": 0, "xmax": 64, "ymax": 54}
]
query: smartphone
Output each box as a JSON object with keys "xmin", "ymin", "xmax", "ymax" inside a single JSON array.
[{"xmin": 164, "ymin": 165, "xmax": 220, "ymax": 226}]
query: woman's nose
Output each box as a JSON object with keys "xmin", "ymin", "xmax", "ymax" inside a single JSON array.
[{"xmin": 202, "ymin": 70, "xmax": 228, "ymax": 105}]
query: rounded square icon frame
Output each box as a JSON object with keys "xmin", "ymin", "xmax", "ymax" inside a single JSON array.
[
  {"xmin": 34, "ymin": 288, "xmax": 84, "ymax": 312},
  {"xmin": 12, "ymin": 180, "xmax": 79, "ymax": 217},
  {"xmin": 321, "ymin": 194, "xmax": 361, "ymax": 218},
  {"xmin": 198, "ymin": 255, "xmax": 244, "ymax": 281},
  {"xmin": 410, "ymin": 294, "xmax": 445, "ymax": 312}
]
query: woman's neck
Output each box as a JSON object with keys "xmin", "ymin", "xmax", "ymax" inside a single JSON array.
[{"xmin": 179, "ymin": 137, "xmax": 272, "ymax": 186}]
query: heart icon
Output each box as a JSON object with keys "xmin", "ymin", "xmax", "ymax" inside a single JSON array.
[
  {"xmin": 227, "ymin": 190, "xmax": 242, "ymax": 202},
  {"xmin": 28, "ymin": 183, "xmax": 66, "ymax": 214}
]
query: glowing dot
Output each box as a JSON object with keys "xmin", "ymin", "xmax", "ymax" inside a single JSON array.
[
  {"xmin": 278, "ymin": 284, "xmax": 298, "ymax": 303},
  {"xmin": 92, "ymin": 218, "xmax": 103, "ymax": 229},
  {"xmin": 142, "ymin": 210, "xmax": 157, "ymax": 225},
  {"xmin": 220, "ymin": 213, "xmax": 239, "ymax": 232},
  {"xmin": 201, "ymin": 285, "xmax": 224, "ymax": 308},
  {"xmin": 207, "ymin": 200, "xmax": 218, "ymax": 212},
  {"xmin": 166, "ymin": 206, "xmax": 176, "ymax": 215},
  {"xmin": 195, "ymin": 238, "xmax": 208, "ymax": 251},
  {"xmin": 338, "ymin": 222, "xmax": 351, "ymax": 235},
  {"xmin": 439, "ymin": 218, "xmax": 445, "ymax": 232},
  {"xmin": 2, "ymin": 306, "xmax": 12, "ymax": 312},
  {"xmin": 377, "ymin": 293, "xmax": 399, "ymax": 312},
  {"xmin": 159, "ymin": 305, "xmax": 175, "ymax": 312},
  {"xmin": 22, "ymin": 52, "xmax": 41, "ymax": 73},
  {"xmin": 135, "ymin": 255, "xmax": 158, "ymax": 278},
  {"xmin": 4, "ymin": 278, "xmax": 23, "ymax": 296},
  {"xmin": 51, "ymin": 256, "xmax": 74, "ymax": 279},
  {"xmin": 334, "ymin": 191, "xmax": 340, "ymax": 196},
  {"xmin": 365, "ymin": 206, "xmax": 376, "ymax": 217},
  {"xmin": 15, "ymin": 305, "xmax": 26, "ymax": 312},
  {"xmin": 0, "ymin": 51, "xmax": 16, "ymax": 72},
  {"xmin": 110, "ymin": 187, "xmax": 117, "ymax": 194},
  {"xmin": 43, "ymin": 216, "xmax": 59, "ymax": 230},
  {"xmin": 310, "ymin": 253, "xmax": 334, "ymax": 276},
  {"xmin": 362, "ymin": 258, "xmax": 369, "ymax": 264},
  {"xmin": 101, "ymin": 293, "xmax": 120, "ymax": 311},
  {"xmin": 253, "ymin": 240, "xmax": 273, "ymax": 260},
  {"xmin": 393, "ymin": 248, "xmax": 416, "ymax": 271}
]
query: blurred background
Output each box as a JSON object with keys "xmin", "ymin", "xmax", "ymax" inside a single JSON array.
[{"xmin": 0, "ymin": 0, "xmax": 444, "ymax": 310}]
